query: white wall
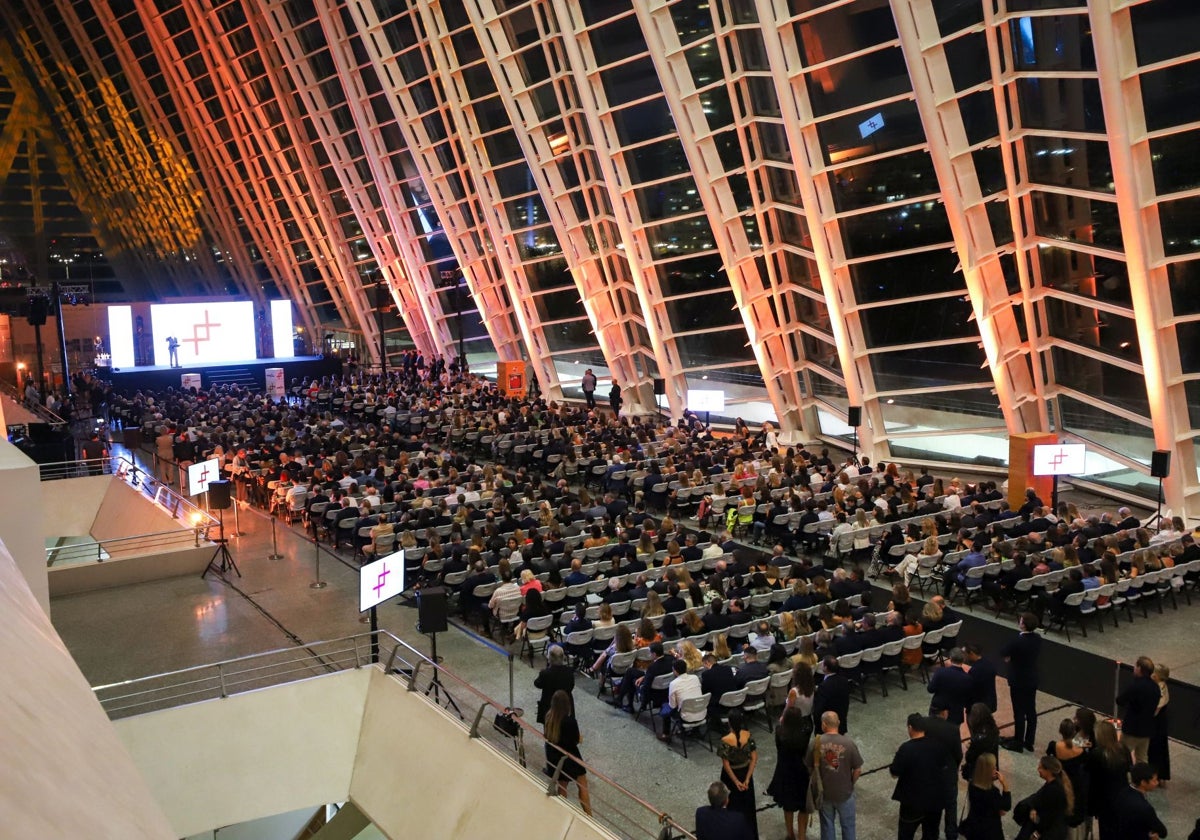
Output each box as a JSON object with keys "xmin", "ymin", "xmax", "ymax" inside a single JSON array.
[
  {"xmin": 0, "ymin": 439, "xmax": 47, "ymax": 612},
  {"xmin": 182, "ymin": 806, "xmax": 319, "ymax": 840},
  {"xmin": 92, "ymin": 479, "xmax": 188, "ymax": 547},
  {"xmin": 0, "ymin": 536, "xmax": 174, "ymax": 839},
  {"xmin": 115, "ymin": 669, "xmax": 369, "ymax": 838},
  {"xmin": 40, "ymin": 474, "xmax": 112, "ymax": 536},
  {"xmin": 115, "ymin": 667, "xmax": 618, "ymax": 840},
  {"xmin": 351, "ymin": 668, "xmax": 612, "ymax": 840}
]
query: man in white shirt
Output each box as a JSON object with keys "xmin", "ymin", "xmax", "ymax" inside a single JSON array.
[{"xmin": 661, "ymin": 659, "xmax": 702, "ymax": 742}]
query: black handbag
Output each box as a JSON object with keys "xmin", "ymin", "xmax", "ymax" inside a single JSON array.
[{"xmin": 494, "ymin": 708, "xmax": 520, "ymax": 737}]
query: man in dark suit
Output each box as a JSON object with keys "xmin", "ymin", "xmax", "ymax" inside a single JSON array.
[
  {"xmin": 1001, "ymin": 612, "xmax": 1042, "ymax": 752},
  {"xmin": 702, "ymin": 599, "xmax": 734, "ymax": 633},
  {"xmin": 695, "ymin": 781, "xmax": 753, "ymax": 840},
  {"xmin": 735, "ymin": 646, "xmax": 769, "ymax": 687},
  {"xmin": 925, "ymin": 701, "xmax": 965, "ymax": 840},
  {"xmin": 630, "ymin": 643, "xmax": 675, "ymax": 712},
  {"xmin": 1116, "ymin": 656, "xmax": 1161, "ymax": 765},
  {"xmin": 890, "ymin": 714, "xmax": 948, "ymax": 840},
  {"xmin": 813, "ymin": 656, "xmax": 851, "ymax": 734},
  {"xmin": 964, "ymin": 644, "xmax": 998, "ymax": 712},
  {"xmin": 1115, "ymin": 763, "xmax": 1167, "ymax": 839},
  {"xmin": 534, "ymin": 645, "xmax": 576, "ymax": 723},
  {"xmin": 700, "ymin": 654, "xmax": 739, "ymax": 718},
  {"xmin": 926, "ymin": 648, "xmax": 974, "ymax": 728}
]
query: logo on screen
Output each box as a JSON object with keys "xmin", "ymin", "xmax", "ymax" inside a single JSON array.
[{"xmin": 182, "ymin": 310, "xmax": 223, "ymax": 355}]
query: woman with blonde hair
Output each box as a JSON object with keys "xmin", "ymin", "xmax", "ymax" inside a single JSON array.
[
  {"xmin": 959, "ymin": 752, "xmax": 1010, "ymax": 839},
  {"xmin": 777, "ymin": 610, "xmax": 798, "ymax": 641},
  {"xmin": 712, "ymin": 633, "xmax": 732, "ymax": 661},
  {"xmin": 679, "ymin": 639, "xmax": 704, "ymax": 673},
  {"xmin": 793, "ymin": 634, "xmax": 818, "ymax": 669},
  {"xmin": 594, "ymin": 602, "xmax": 615, "ymax": 628},
  {"xmin": 682, "ymin": 609, "xmax": 705, "ymax": 635},
  {"xmin": 642, "ymin": 590, "xmax": 665, "ymax": 618},
  {"xmin": 1013, "ymin": 755, "xmax": 1073, "ymax": 840}
]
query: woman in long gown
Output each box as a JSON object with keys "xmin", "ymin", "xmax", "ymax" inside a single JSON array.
[
  {"xmin": 1148, "ymin": 663, "xmax": 1171, "ymax": 785},
  {"xmin": 718, "ymin": 710, "xmax": 759, "ymax": 839},
  {"xmin": 959, "ymin": 752, "xmax": 1011, "ymax": 840},
  {"xmin": 544, "ymin": 690, "xmax": 592, "ymax": 815},
  {"xmin": 766, "ymin": 706, "xmax": 814, "ymax": 840}
]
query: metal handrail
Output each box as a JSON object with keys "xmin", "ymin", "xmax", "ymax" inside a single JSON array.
[
  {"xmin": 37, "ymin": 454, "xmax": 217, "ymax": 566},
  {"xmin": 93, "ymin": 630, "xmax": 696, "ymax": 840},
  {"xmin": 46, "ymin": 527, "xmax": 210, "ymax": 567},
  {"xmin": 0, "ymin": 379, "xmax": 69, "ymax": 426}
]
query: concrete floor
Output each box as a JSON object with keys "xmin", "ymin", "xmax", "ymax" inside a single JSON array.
[{"xmin": 50, "ymin": 450, "xmax": 1200, "ymax": 840}]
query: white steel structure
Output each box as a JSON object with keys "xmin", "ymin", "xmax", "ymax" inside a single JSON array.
[{"xmin": 0, "ymin": 0, "xmax": 1197, "ymax": 517}]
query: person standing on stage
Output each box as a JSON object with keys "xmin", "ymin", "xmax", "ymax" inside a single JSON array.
[
  {"xmin": 1001, "ymin": 612, "xmax": 1042, "ymax": 753},
  {"xmin": 581, "ymin": 368, "xmax": 597, "ymax": 409},
  {"xmin": 166, "ymin": 335, "xmax": 180, "ymax": 367},
  {"xmin": 608, "ymin": 380, "xmax": 623, "ymax": 416}
]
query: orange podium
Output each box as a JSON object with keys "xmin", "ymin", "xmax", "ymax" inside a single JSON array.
[
  {"xmin": 496, "ymin": 360, "xmax": 527, "ymax": 398},
  {"xmin": 1007, "ymin": 432, "xmax": 1057, "ymax": 511}
]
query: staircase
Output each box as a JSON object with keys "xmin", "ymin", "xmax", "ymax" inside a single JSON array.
[{"xmin": 205, "ymin": 367, "xmax": 260, "ymax": 389}]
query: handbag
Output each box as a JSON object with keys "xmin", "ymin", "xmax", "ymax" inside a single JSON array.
[
  {"xmin": 806, "ymin": 735, "xmax": 824, "ymax": 811},
  {"xmin": 493, "ymin": 708, "xmax": 521, "ymax": 737}
]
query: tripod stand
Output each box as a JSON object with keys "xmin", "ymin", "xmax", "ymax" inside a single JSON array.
[
  {"xmin": 422, "ymin": 630, "xmax": 463, "ymax": 719},
  {"xmin": 202, "ymin": 507, "xmax": 241, "ymax": 578}
]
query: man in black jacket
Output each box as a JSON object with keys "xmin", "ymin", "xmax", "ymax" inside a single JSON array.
[
  {"xmin": 1117, "ymin": 656, "xmax": 1161, "ymax": 765},
  {"xmin": 1001, "ymin": 612, "xmax": 1042, "ymax": 752},
  {"xmin": 964, "ymin": 644, "xmax": 998, "ymax": 712},
  {"xmin": 890, "ymin": 714, "xmax": 948, "ymax": 840},
  {"xmin": 700, "ymin": 653, "xmax": 739, "ymax": 720},
  {"xmin": 814, "ymin": 656, "xmax": 851, "ymax": 734},
  {"xmin": 927, "ymin": 648, "xmax": 974, "ymax": 728},
  {"xmin": 1115, "ymin": 763, "xmax": 1168, "ymax": 839},
  {"xmin": 534, "ymin": 645, "xmax": 576, "ymax": 723},
  {"xmin": 925, "ymin": 701, "xmax": 965, "ymax": 840}
]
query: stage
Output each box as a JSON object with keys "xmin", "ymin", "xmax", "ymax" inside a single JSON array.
[{"xmin": 107, "ymin": 355, "xmax": 342, "ymax": 393}]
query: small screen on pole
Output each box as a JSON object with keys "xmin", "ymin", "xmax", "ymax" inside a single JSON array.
[
  {"xmin": 1032, "ymin": 443, "xmax": 1085, "ymax": 476},
  {"xmin": 360, "ymin": 551, "xmax": 406, "ymax": 611},
  {"xmin": 187, "ymin": 458, "xmax": 221, "ymax": 497}
]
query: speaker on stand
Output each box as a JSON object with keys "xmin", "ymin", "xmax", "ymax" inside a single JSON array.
[
  {"xmin": 1149, "ymin": 450, "xmax": 1170, "ymax": 531},
  {"xmin": 202, "ymin": 480, "xmax": 240, "ymax": 579},
  {"xmin": 847, "ymin": 406, "xmax": 862, "ymax": 464},
  {"xmin": 416, "ymin": 587, "xmax": 461, "ymax": 718}
]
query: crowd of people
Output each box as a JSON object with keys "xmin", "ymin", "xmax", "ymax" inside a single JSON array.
[{"xmin": 94, "ymin": 363, "xmax": 1197, "ymax": 840}]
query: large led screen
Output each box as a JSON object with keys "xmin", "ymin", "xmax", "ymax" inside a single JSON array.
[
  {"xmin": 107, "ymin": 305, "xmax": 135, "ymax": 369},
  {"xmin": 270, "ymin": 299, "xmax": 295, "ymax": 358},
  {"xmin": 151, "ymin": 302, "xmax": 256, "ymax": 366}
]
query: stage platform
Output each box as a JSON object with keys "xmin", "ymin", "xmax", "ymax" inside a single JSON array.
[{"xmin": 107, "ymin": 355, "xmax": 342, "ymax": 393}]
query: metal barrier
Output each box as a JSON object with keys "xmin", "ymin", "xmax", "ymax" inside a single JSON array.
[
  {"xmin": 46, "ymin": 528, "xmax": 209, "ymax": 567},
  {"xmin": 93, "ymin": 630, "xmax": 696, "ymax": 840},
  {"xmin": 38, "ymin": 454, "xmax": 218, "ymax": 567}
]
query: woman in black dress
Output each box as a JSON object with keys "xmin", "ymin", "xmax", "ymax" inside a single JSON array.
[
  {"xmin": 1148, "ymin": 663, "xmax": 1171, "ymax": 785},
  {"xmin": 960, "ymin": 752, "xmax": 1011, "ymax": 840},
  {"xmin": 544, "ymin": 689, "xmax": 592, "ymax": 815},
  {"xmin": 1013, "ymin": 754, "xmax": 1074, "ymax": 840},
  {"xmin": 1046, "ymin": 718, "xmax": 1089, "ymax": 833},
  {"xmin": 718, "ymin": 710, "xmax": 759, "ymax": 839},
  {"xmin": 766, "ymin": 706, "xmax": 813, "ymax": 840},
  {"xmin": 962, "ymin": 703, "xmax": 1000, "ymax": 782},
  {"xmin": 1089, "ymin": 720, "xmax": 1131, "ymax": 840}
]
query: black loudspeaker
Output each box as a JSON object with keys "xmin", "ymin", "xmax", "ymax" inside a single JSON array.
[
  {"xmin": 653, "ymin": 378, "xmax": 666, "ymax": 396},
  {"xmin": 208, "ymin": 479, "xmax": 232, "ymax": 510},
  {"xmin": 26, "ymin": 296, "xmax": 49, "ymax": 326},
  {"xmin": 847, "ymin": 406, "xmax": 862, "ymax": 427},
  {"xmin": 1150, "ymin": 450, "xmax": 1171, "ymax": 479},
  {"xmin": 418, "ymin": 586, "xmax": 449, "ymax": 633}
]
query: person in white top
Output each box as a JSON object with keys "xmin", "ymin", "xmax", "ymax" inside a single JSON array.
[{"xmin": 661, "ymin": 658, "xmax": 703, "ymax": 741}]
